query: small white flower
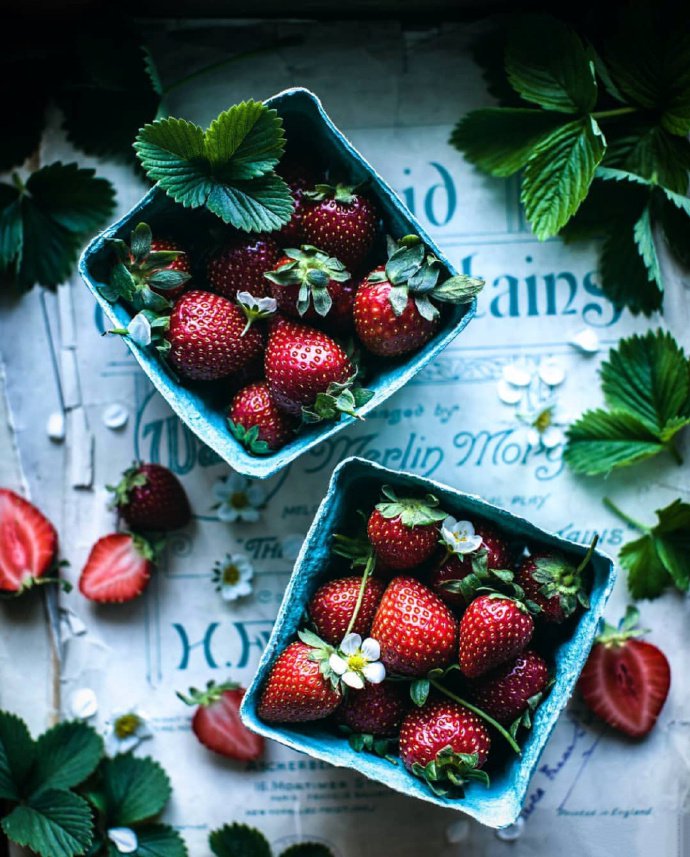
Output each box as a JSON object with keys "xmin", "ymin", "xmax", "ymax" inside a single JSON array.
[
  {"xmin": 69, "ymin": 688, "xmax": 98, "ymax": 720},
  {"xmin": 441, "ymin": 516, "xmax": 483, "ymax": 555},
  {"xmin": 237, "ymin": 291, "xmax": 278, "ymax": 314},
  {"xmin": 537, "ymin": 358, "xmax": 565, "ymax": 387},
  {"xmin": 107, "ymin": 828, "xmax": 138, "ymax": 854},
  {"xmin": 519, "ymin": 401, "xmax": 566, "ymax": 450},
  {"xmin": 329, "ymin": 633, "xmax": 386, "ymax": 690},
  {"xmin": 213, "ymin": 553, "xmax": 254, "ymax": 602},
  {"xmin": 127, "ymin": 312, "xmax": 152, "ymax": 347},
  {"xmin": 213, "ymin": 471, "xmax": 265, "ymax": 523},
  {"xmin": 104, "ymin": 707, "xmax": 152, "ymax": 756}
]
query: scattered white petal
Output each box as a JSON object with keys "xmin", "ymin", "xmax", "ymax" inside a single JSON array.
[
  {"xmin": 541, "ymin": 425, "xmax": 565, "ymax": 448},
  {"xmin": 362, "ymin": 661, "xmax": 386, "ymax": 684},
  {"xmin": 360, "ymin": 638, "xmax": 380, "ymax": 661},
  {"xmin": 497, "ymin": 379, "xmax": 523, "ymax": 405},
  {"xmin": 526, "ymin": 427, "xmax": 541, "ymax": 447},
  {"xmin": 538, "ymin": 359, "xmax": 565, "ymax": 387},
  {"xmin": 107, "ymin": 828, "xmax": 138, "ymax": 854},
  {"xmin": 570, "ymin": 328, "xmax": 600, "ymax": 354},
  {"xmin": 127, "ymin": 313, "xmax": 152, "ymax": 347},
  {"xmin": 340, "ymin": 633, "xmax": 362, "ymax": 656},
  {"xmin": 102, "ymin": 403, "xmax": 129, "ymax": 430},
  {"xmin": 342, "ymin": 671, "xmax": 365, "ymax": 689},
  {"xmin": 329, "ymin": 653, "xmax": 348, "ymax": 675},
  {"xmin": 237, "ymin": 291, "xmax": 277, "ymax": 313},
  {"xmin": 70, "ymin": 688, "xmax": 98, "ymax": 719},
  {"xmin": 502, "ymin": 363, "xmax": 532, "ymax": 387},
  {"xmin": 47, "ymin": 411, "xmax": 65, "ymax": 443}
]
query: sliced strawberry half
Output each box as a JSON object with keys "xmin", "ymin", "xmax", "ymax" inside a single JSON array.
[
  {"xmin": 178, "ymin": 680, "xmax": 264, "ymax": 761},
  {"xmin": 79, "ymin": 533, "xmax": 153, "ymax": 603},
  {"xmin": 578, "ymin": 606, "xmax": 671, "ymax": 738},
  {"xmin": 0, "ymin": 488, "xmax": 58, "ymax": 594}
]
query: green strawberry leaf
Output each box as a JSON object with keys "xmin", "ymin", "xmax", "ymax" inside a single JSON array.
[
  {"xmin": 122, "ymin": 823, "xmax": 188, "ymax": 857},
  {"xmin": 0, "ymin": 710, "xmax": 35, "ymax": 800},
  {"xmin": 658, "ymin": 193, "xmax": 690, "ymax": 269},
  {"xmin": 30, "ymin": 721, "xmax": 103, "ymax": 794},
  {"xmin": 603, "ymin": 121, "xmax": 690, "ymax": 195},
  {"xmin": 410, "ymin": 679, "xmax": 430, "ymax": 707},
  {"xmin": 209, "ymin": 822, "xmax": 271, "ymax": 857},
  {"xmin": 280, "ymin": 845, "xmax": 336, "ymax": 857},
  {"xmin": 2, "ymin": 788, "xmax": 94, "ymax": 857},
  {"xmin": 99, "ymin": 755, "xmax": 171, "ymax": 827},
  {"xmin": 376, "ymin": 487, "xmax": 446, "ymax": 527},
  {"xmin": 134, "ymin": 102, "xmax": 293, "ymax": 232},
  {"xmin": 505, "ymin": 14, "xmax": 598, "ymax": 114}
]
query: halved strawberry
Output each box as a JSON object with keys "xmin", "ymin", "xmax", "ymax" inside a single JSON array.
[
  {"xmin": 79, "ymin": 533, "xmax": 153, "ymax": 603},
  {"xmin": 579, "ymin": 607, "xmax": 670, "ymax": 738},
  {"xmin": 0, "ymin": 489, "xmax": 58, "ymax": 594},
  {"xmin": 178, "ymin": 680, "xmax": 264, "ymax": 761}
]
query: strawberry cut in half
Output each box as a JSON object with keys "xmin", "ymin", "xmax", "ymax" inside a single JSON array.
[
  {"xmin": 108, "ymin": 462, "xmax": 191, "ymax": 532},
  {"xmin": 0, "ymin": 488, "xmax": 59, "ymax": 595},
  {"xmin": 178, "ymin": 680, "xmax": 264, "ymax": 761},
  {"xmin": 79, "ymin": 533, "xmax": 154, "ymax": 603},
  {"xmin": 579, "ymin": 606, "xmax": 670, "ymax": 738}
]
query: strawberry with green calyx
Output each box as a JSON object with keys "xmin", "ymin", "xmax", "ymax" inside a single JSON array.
[
  {"xmin": 367, "ymin": 486, "xmax": 446, "ymax": 570},
  {"xmin": 354, "ymin": 234, "xmax": 485, "ymax": 357},
  {"xmin": 301, "ymin": 183, "xmax": 377, "ymax": 270},
  {"xmin": 264, "ymin": 317, "xmax": 373, "ymax": 422},
  {"xmin": 515, "ymin": 534, "xmax": 598, "ymax": 624},
  {"xmin": 578, "ymin": 606, "xmax": 670, "ymax": 738},
  {"xmin": 264, "ymin": 245, "xmax": 353, "ymax": 323},
  {"xmin": 103, "ymin": 222, "xmax": 192, "ymax": 312},
  {"xmin": 108, "ymin": 462, "xmax": 191, "ymax": 532},
  {"xmin": 228, "ymin": 380, "xmax": 297, "ymax": 454},
  {"xmin": 177, "ymin": 679, "xmax": 264, "ymax": 760},
  {"xmin": 458, "ymin": 593, "xmax": 535, "ymax": 678}
]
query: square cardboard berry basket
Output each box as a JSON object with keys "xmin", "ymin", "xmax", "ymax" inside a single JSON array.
[
  {"xmin": 78, "ymin": 87, "xmax": 476, "ymax": 480},
  {"xmin": 240, "ymin": 456, "xmax": 616, "ymax": 829}
]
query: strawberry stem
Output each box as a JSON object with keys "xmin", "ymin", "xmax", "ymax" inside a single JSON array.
[
  {"xmin": 428, "ymin": 678, "xmax": 522, "ymax": 755},
  {"xmin": 345, "ymin": 552, "xmax": 376, "ymax": 637},
  {"xmin": 602, "ymin": 498, "xmax": 649, "ymax": 534}
]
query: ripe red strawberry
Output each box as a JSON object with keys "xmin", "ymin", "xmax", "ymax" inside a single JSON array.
[
  {"xmin": 207, "ymin": 234, "xmax": 281, "ymax": 301},
  {"xmin": 467, "ymin": 650, "xmax": 550, "ymax": 725},
  {"xmin": 0, "ymin": 489, "xmax": 58, "ymax": 594},
  {"xmin": 370, "ymin": 576, "xmax": 458, "ymax": 677},
  {"xmin": 308, "ymin": 575, "xmax": 386, "ymax": 646},
  {"xmin": 354, "ymin": 235, "xmax": 483, "ymax": 357},
  {"xmin": 430, "ymin": 524, "xmax": 513, "ymax": 607},
  {"xmin": 166, "ymin": 290, "xmax": 264, "ymax": 381},
  {"xmin": 258, "ymin": 640, "xmax": 342, "ymax": 722},
  {"xmin": 399, "ymin": 699, "xmax": 491, "ymax": 794},
  {"xmin": 107, "ymin": 222, "xmax": 191, "ymax": 310},
  {"xmin": 458, "ymin": 594, "xmax": 534, "ymax": 678},
  {"xmin": 108, "ymin": 463, "xmax": 191, "ymax": 532},
  {"xmin": 579, "ymin": 607, "xmax": 670, "ymax": 738},
  {"xmin": 301, "ymin": 184, "xmax": 377, "ymax": 270},
  {"xmin": 515, "ymin": 537, "xmax": 596, "ymax": 623},
  {"xmin": 264, "ymin": 246, "xmax": 355, "ymax": 330},
  {"xmin": 228, "ymin": 381, "xmax": 297, "ymax": 453},
  {"xmin": 336, "ymin": 681, "xmax": 410, "ymax": 736},
  {"xmin": 79, "ymin": 533, "xmax": 153, "ymax": 603},
  {"xmin": 275, "ymin": 162, "xmax": 318, "ymax": 246},
  {"xmin": 178, "ymin": 680, "xmax": 264, "ymax": 761},
  {"xmin": 366, "ymin": 486, "xmax": 445, "ymax": 570},
  {"xmin": 264, "ymin": 317, "xmax": 370, "ymax": 420}
]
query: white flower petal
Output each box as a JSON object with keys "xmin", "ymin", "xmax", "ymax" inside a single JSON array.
[
  {"xmin": 526, "ymin": 427, "xmax": 541, "ymax": 447},
  {"xmin": 340, "ymin": 633, "xmax": 362, "ymax": 655},
  {"xmin": 538, "ymin": 359, "xmax": 565, "ymax": 387},
  {"xmin": 212, "ymin": 478, "xmax": 230, "ymax": 501},
  {"xmin": 455, "ymin": 520, "xmax": 476, "ymax": 537},
  {"xmin": 329, "ymin": 653, "xmax": 348, "ymax": 675},
  {"xmin": 454, "ymin": 533, "xmax": 483, "ymax": 554},
  {"xmin": 216, "ymin": 505, "xmax": 239, "ymax": 523},
  {"xmin": 107, "ymin": 827, "xmax": 138, "ymax": 854},
  {"xmin": 236, "ymin": 290, "xmax": 255, "ymax": 308},
  {"xmin": 342, "ymin": 671, "xmax": 365, "ymax": 689},
  {"xmin": 570, "ymin": 328, "xmax": 600, "ymax": 354},
  {"xmin": 541, "ymin": 425, "xmax": 565, "ymax": 449},
  {"xmin": 502, "ymin": 363, "xmax": 532, "ymax": 387},
  {"xmin": 360, "ymin": 638, "xmax": 380, "ymax": 661},
  {"xmin": 117, "ymin": 734, "xmax": 141, "ymax": 754},
  {"xmin": 362, "ymin": 661, "xmax": 386, "ymax": 684},
  {"xmin": 226, "ymin": 471, "xmax": 246, "ymax": 492},
  {"xmin": 257, "ymin": 296, "xmax": 278, "ymax": 313},
  {"xmin": 127, "ymin": 313, "xmax": 152, "ymax": 347},
  {"xmin": 70, "ymin": 688, "xmax": 98, "ymax": 719},
  {"xmin": 497, "ymin": 379, "xmax": 523, "ymax": 405},
  {"xmin": 238, "ymin": 508, "xmax": 260, "ymax": 523},
  {"xmin": 441, "ymin": 514, "xmax": 458, "ymax": 531},
  {"xmin": 221, "ymin": 584, "xmax": 243, "ymax": 601}
]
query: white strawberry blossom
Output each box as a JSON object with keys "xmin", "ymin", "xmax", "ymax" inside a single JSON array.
[
  {"xmin": 104, "ymin": 707, "xmax": 152, "ymax": 756},
  {"xmin": 236, "ymin": 291, "xmax": 277, "ymax": 315},
  {"xmin": 126, "ymin": 312, "xmax": 152, "ymax": 347},
  {"xmin": 329, "ymin": 633, "xmax": 385, "ymax": 690},
  {"xmin": 441, "ymin": 516, "xmax": 483, "ymax": 555},
  {"xmin": 214, "ymin": 553, "xmax": 254, "ymax": 602},
  {"xmin": 107, "ymin": 828, "xmax": 138, "ymax": 854},
  {"xmin": 213, "ymin": 471, "xmax": 265, "ymax": 523}
]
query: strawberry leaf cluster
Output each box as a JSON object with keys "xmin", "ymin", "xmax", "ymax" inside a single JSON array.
[
  {"xmin": 210, "ymin": 822, "xmax": 334, "ymax": 857},
  {"xmin": 134, "ymin": 101, "xmax": 294, "ymax": 233},
  {"xmin": 564, "ymin": 329, "xmax": 690, "ymax": 474},
  {"xmin": 451, "ymin": 8, "xmax": 690, "ymax": 315}
]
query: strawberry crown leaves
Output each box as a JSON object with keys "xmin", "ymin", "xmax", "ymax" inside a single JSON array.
[
  {"xmin": 176, "ymin": 679, "xmax": 241, "ymax": 707},
  {"xmin": 107, "ymin": 462, "xmax": 149, "ymax": 510},
  {"xmin": 367, "ymin": 234, "xmax": 485, "ymax": 320},
  {"xmin": 331, "ymin": 529, "xmax": 375, "ymax": 568},
  {"xmin": 439, "ymin": 549, "xmax": 517, "ymax": 604},
  {"xmin": 508, "ymin": 680, "xmax": 554, "ymax": 740},
  {"xmin": 411, "ymin": 747, "xmax": 490, "ymax": 798},
  {"xmin": 530, "ymin": 535, "xmax": 597, "ymax": 617},
  {"xmin": 264, "ymin": 245, "xmax": 351, "ymax": 317},
  {"xmin": 595, "ymin": 604, "xmax": 648, "ymax": 647},
  {"xmin": 101, "ymin": 222, "xmax": 191, "ymax": 312},
  {"xmin": 134, "ymin": 101, "xmax": 294, "ymax": 233},
  {"xmin": 303, "ymin": 182, "xmax": 362, "ymax": 205},
  {"xmin": 297, "ymin": 629, "xmax": 340, "ymax": 691},
  {"xmin": 301, "ymin": 376, "xmax": 374, "ymax": 425},
  {"xmin": 227, "ymin": 419, "xmax": 272, "ymax": 455},
  {"xmin": 339, "ymin": 726, "xmax": 398, "ymax": 763},
  {"xmin": 375, "ymin": 485, "xmax": 447, "ymax": 527}
]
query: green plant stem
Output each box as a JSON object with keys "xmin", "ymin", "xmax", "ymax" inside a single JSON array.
[
  {"xmin": 592, "ymin": 106, "xmax": 637, "ymax": 120},
  {"xmin": 345, "ymin": 553, "xmax": 376, "ymax": 637},
  {"xmin": 428, "ymin": 678, "xmax": 522, "ymax": 755},
  {"xmin": 602, "ymin": 497, "xmax": 649, "ymax": 533}
]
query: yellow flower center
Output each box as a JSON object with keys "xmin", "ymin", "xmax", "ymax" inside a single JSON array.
[
  {"xmin": 114, "ymin": 713, "xmax": 141, "ymax": 738},
  {"xmin": 222, "ymin": 564, "xmax": 241, "ymax": 585},
  {"xmin": 534, "ymin": 406, "xmax": 554, "ymax": 434},
  {"xmin": 347, "ymin": 653, "xmax": 367, "ymax": 672},
  {"xmin": 231, "ymin": 491, "xmax": 249, "ymax": 509}
]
